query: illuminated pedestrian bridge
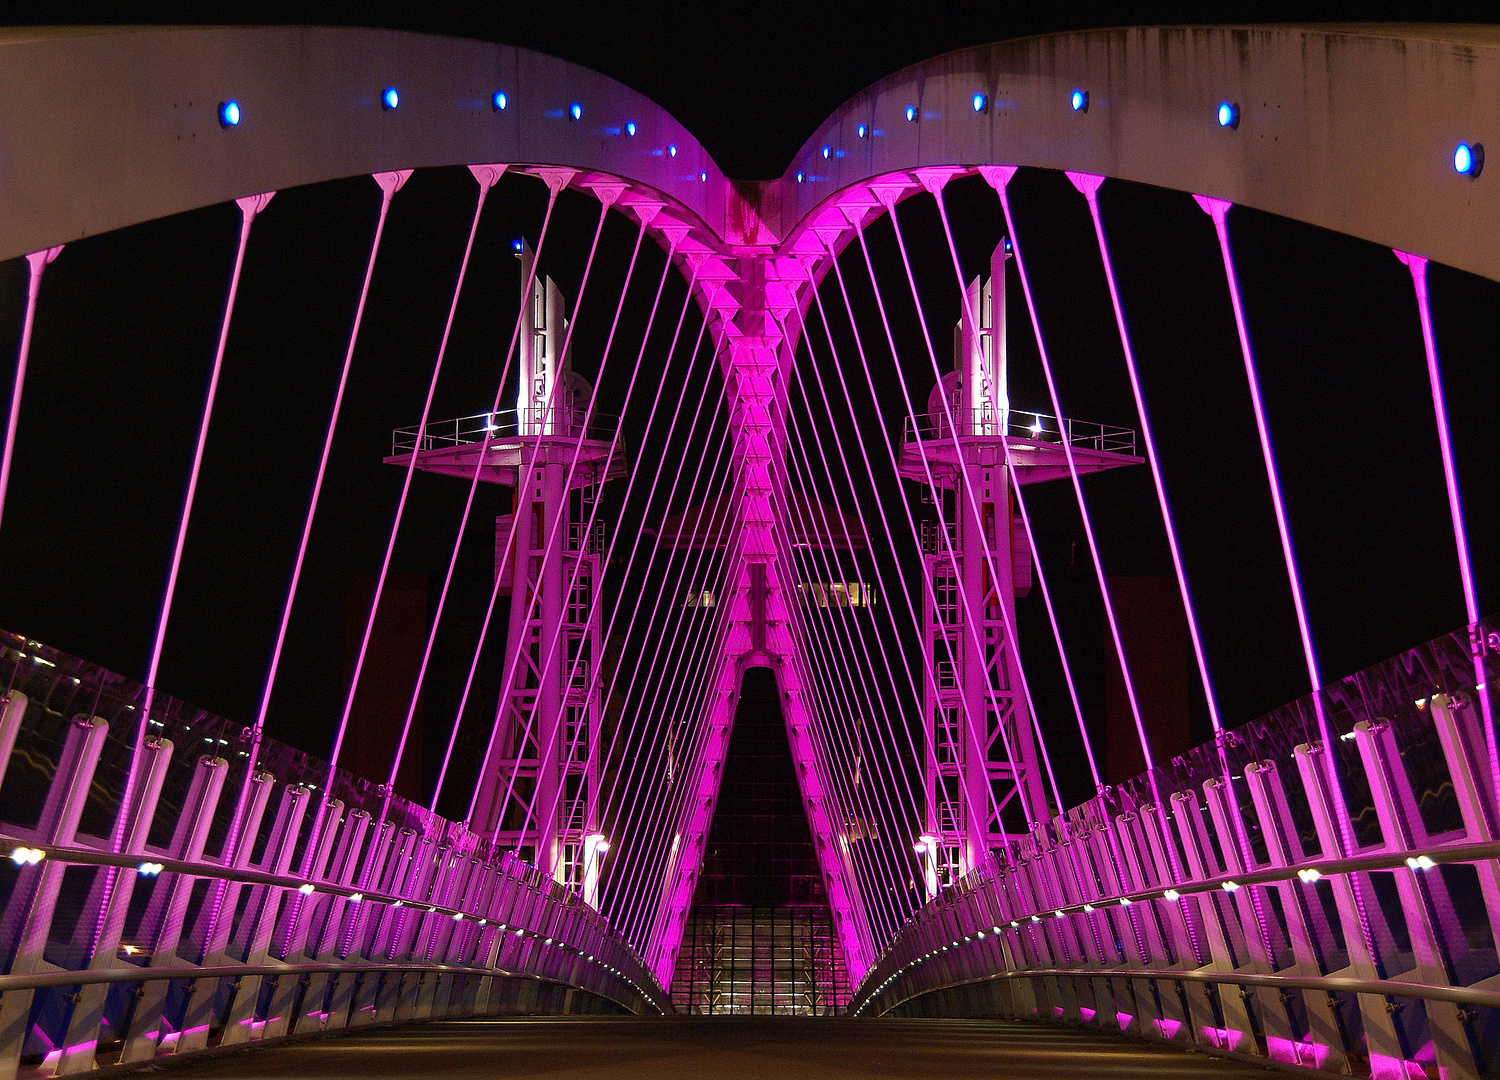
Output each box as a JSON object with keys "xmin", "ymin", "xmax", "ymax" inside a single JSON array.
[{"xmin": 0, "ymin": 21, "xmax": 1496, "ymax": 1080}]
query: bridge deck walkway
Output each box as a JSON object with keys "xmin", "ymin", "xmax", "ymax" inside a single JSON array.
[{"xmin": 153, "ymin": 1016, "xmax": 1278, "ymax": 1079}]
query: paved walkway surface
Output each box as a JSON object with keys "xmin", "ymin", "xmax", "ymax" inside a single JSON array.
[{"xmin": 158, "ymin": 1016, "xmax": 1282, "ymax": 1079}]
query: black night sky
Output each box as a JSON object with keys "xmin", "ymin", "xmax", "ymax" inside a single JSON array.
[{"xmin": 1, "ymin": 1, "xmax": 1497, "ymax": 817}]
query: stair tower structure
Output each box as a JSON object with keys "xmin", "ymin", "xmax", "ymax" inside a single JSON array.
[
  {"xmin": 385, "ymin": 242, "xmax": 624, "ymax": 907},
  {"xmin": 899, "ymin": 239, "xmax": 1142, "ymax": 899}
]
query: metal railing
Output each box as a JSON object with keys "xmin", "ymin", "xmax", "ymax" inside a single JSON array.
[
  {"xmin": 0, "ymin": 633, "xmax": 668, "ymax": 1078},
  {"xmin": 391, "ymin": 408, "xmax": 620, "ymax": 456},
  {"xmin": 850, "ymin": 617, "xmax": 1500, "ymax": 1080},
  {"xmin": 902, "ymin": 407, "xmax": 1136, "ymax": 456}
]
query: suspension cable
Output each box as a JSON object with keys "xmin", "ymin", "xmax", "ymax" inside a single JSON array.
[{"xmin": 0, "ymin": 245, "xmax": 62, "ymax": 539}]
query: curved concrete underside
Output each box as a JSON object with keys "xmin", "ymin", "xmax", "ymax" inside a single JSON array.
[
  {"xmin": 0, "ymin": 24, "xmax": 1497, "ymax": 277},
  {"xmin": 139, "ymin": 1015, "xmax": 1285, "ymax": 1079}
]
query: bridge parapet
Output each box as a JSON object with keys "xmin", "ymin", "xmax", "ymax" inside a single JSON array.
[
  {"xmin": 850, "ymin": 617, "xmax": 1500, "ymax": 1080},
  {"xmin": 0, "ymin": 630, "xmax": 668, "ymax": 1079}
]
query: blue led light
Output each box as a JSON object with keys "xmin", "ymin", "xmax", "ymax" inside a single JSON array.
[
  {"xmin": 856, "ymin": 124, "xmax": 868, "ymax": 138},
  {"xmin": 1217, "ymin": 101, "xmax": 1239, "ymax": 128},
  {"xmin": 1454, "ymin": 142, "xmax": 1483, "ymax": 176},
  {"xmin": 699, "ymin": 171, "xmax": 707, "ymax": 182},
  {"xmin": 1070, "ymin": 89, "xmax": 1088, "ymax": 112},
  {"xmin": 492, "ymin": 91, "xmax": 507, "ymax": 111},
  {"xmin": 972, "ymin": 93, "xmax": 987, "ymax": 113},
  {"xmin": 512, "ymin": 239, "xmax": 524, "ymax": 253},
  {"xmin": 382, "ymin": 87, "xmax": 399, "ymax": 110},
  {"xmin": 218, "ymin": 100, "xmax": 240, "ymax": 127},
  {"xmin": 905, "ymin": 105, "xmax": 918, "ymax": 122},
  {"xmin": 821, "ymin": 145, "xmax": 830, "ymax": 159},
  {"xmin": 569, "ymin": 102, "xmax": 582, "ymax": 121},
  {"xmin": 796, "ymin": 171, "xmax": 805, "ymax": 183},
  {"xmin": 667, "ymin": 144, "xmax": 677, "ymax": 157},
  {"xmin": 625, "ymin": 120, "xmax": 637, "ymax": 136}
]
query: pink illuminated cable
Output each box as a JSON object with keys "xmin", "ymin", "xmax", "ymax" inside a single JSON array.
[
  {"xmin": 324, "ymin": 172, "xmax": 506, "ymax": 791},
  {"xmin": 142, "ymin": 193, "xmax": 273, "ymax": 733},
  {"xmin": 780, "ymin": 343, "xmax": 947, "ymax": 855},
  {"xmin": 772, "ymin": 460, "xmax": 925, "ymax": 931},
  {"xmin": 1394, "ymin": 250, "xmax": 1498, "ymax": 792},
  {"xmin": 470, "ymin": 267, "xmax": 709, "ymax": 836},
  {"xmin": 1194, "ymin": 195, "xmax": 1365, "ymax": 862},
  {"xmin": 606, "ymin": 407, "xmax": 748, "ymax": 929},
  {"xmin": 781, "ymin": 395, "xmax": 932, "ymax": 852},
  {"xmin": 461, "ymin": 264, "xmax": 708, "ymax": 832},
  {"xmin": 479, "ymin": 317, "xmax": 722, "ymax": 913},
  {"xmin": 238, "ymin": 172, "xmax": 406, "ymax": 873},
  {"xmin": 128, "ymin": 192, "xmax": 271, "ymax": 858},
  {"xmin": 568, "ymin": 295, "xmax": 730, "ymax": 830},
  {"xmin": 856, "ymin": 215, "xmax": 1057, "ymax": 849},
  {"xmin": 925, "ymin": 184, "xmax": 1102, "ymax": 791},
  {"xmin": 1195, "ymin": 197, "xmax": 1322, "ymax": 693},
  {"xmin": 254, "ymin": 172, "xmax": 408, "ymax": 752},
  {"xmin": 608, "ymin": 504, "xmax": 743, "ymax": 938},
  {"xmin": 840, "ymin": 234, "xmax": 1038, "ymax": 912},
  {"xmin": 0, "ymin": 245, "xmax": 62, "ymax": 539},
  {"xmin": 382, "ymin": 186, "xmax": 622, "ymax": 823},
  {"xmin": 490, "ymin": 212, "xmax": 665, "ymax": 858},
  {"xmin": 789, "ymin": 321, "xmax": 995, "ymax": 902},
  {"xmin": 988, "ymin": 172, "xmax": 1161, "ymax": 794},
  {"xmin": 1061, "ymin": 178, "xmax": 1269, "ymax": 913},
  {"xmin": 822, "ymin": 247, "xmax": 1016, "ymax": 848},
  {"xmin": 498, "ymin": 342, "xmax": 726, "ymax": 888},
  {"xmin": 871, "ymin": 200, "xmax": 1077, "ymax": 889},
  {"xmin": 613, "ymin": 528, "xmax": 743, "ymax": 941},
  {"xmin": 849, "ymin": 218, "xmax": 1042, "ymax": 836},
  {"xmin": 1068, "ymin": 174, "xmax": 1224, "ymax": 735},
  {"xmin": 600, "ymin": 416, "xmax": 741, "ymax": 891},
  {"xmin": 772, "ymin": 488, "xmax": 910, "ymax": 899},
  {"xmin": 595, "ymin": 430, "xmax": 739, "ymax": 926},
  {"xmin": 1394, "ymin": 252, "xmax": 1481, "ymax": 626},
  {"xmin": 459, "ymin": 265, "xmax": 705, "ymax": 846},
  {"xmin": 428, "ymin": 214, "xmax": 661, "ymax": 815}
]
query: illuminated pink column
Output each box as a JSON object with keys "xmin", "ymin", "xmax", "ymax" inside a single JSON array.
[{"xmin": 643, "ymin": 249, "xmax": 873, "ymax": 987}]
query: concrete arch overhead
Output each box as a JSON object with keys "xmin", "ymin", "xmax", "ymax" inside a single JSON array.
[
  {"xmin": 0, "ymin": 25, "xmax": 729, "ymax": 260},
  {"xmin": 781, "ymin": 25, "xmax": 1500, "ymax": 278},
  {"xmin": 0, "ymin": 24, "xmax": 1497, "ymax": 278}
]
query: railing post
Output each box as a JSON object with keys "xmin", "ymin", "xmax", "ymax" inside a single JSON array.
[
  {"xmin": 1135, "ymin": 804, "xmax": 1216, "ymax": 1043},
  {"xmin": 167, "ymin": 769, "xmax": 275, "ymax": 1055},
  {"xmin": 213, "ymin": 782, "xmax": 311, "ymax": 1047},
  {"xmin": 1243, "ymin": 758, "xmax": 1352, "ymax": 1072},
  {"xmin": 1170, "ymin": 789, "xmax": 1260, "ymax": 1056},
  {"xmin": 0, "ymin": 715, "xmax": 109, "ymax": 1080},
  {"xmin": 328, "ymin": 819, "xmax": 399, "ymax": 1029},
  {"xmin": 0, "ymin": 693, "xmax": 27, "ymax": 795},
  {"xmin": 260, "ymin": 797, "xmax": 345, "ymax": 1040},
  {"xmin": 294, "ymin": 807, "xmax": 370, "ymax": 1034},
  {"xmin": 350, "ymin": 827, "xmax": 416, "ymax": 1026},
  {"xmin": 53, "ymin": 735, "xmax": 175, "ymax": 1074},
  {"xmin": 118, "ymin": 754, "xmax": 230, "ymax": 1063},
  {"xmin": 1293, "ymin": 742, "xmax": 1410, "ymax": 1080},
  {"xmin": 1202, "ymin": 775, "xmax": 1299, "ymax": 1064},
  {"xmin": 1352, "ymin": 720, "xmax": 1480, "ymax": 1080},
  {"xmin": 1112, "ymin": 813, "xmax": 1181, "ymax": 1037}
]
